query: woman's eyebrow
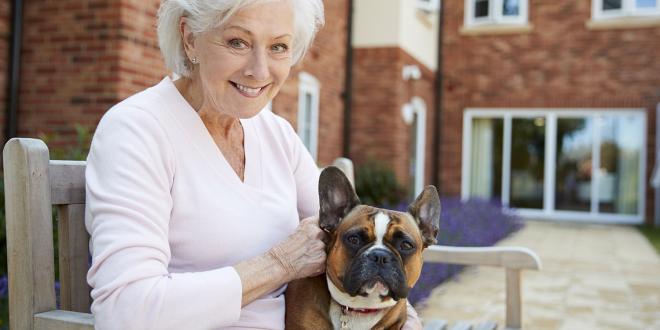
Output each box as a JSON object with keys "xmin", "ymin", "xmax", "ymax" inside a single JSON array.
[
  {"xmin": 224, "ymin": 25, "xmax": 252, "ymax": 35},
  {"xmin": 224, "ymin": 25, "xmax": 292, "ymax": 39}
]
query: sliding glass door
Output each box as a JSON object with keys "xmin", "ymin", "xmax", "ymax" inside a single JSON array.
[
  {"xmin": 468, "ymin": 118, "xmax": 503, "ymax": 200},
  {"xmin": 509, "ymin": 117, "xmax": 545, "ymax": 209},
  {"xmin": 555, "ymin": 118, "xmax": 593, "ymax": 212},
  {"xmin": 462, "ymin": 109, "xmax": 646, "ymax": 223},
  {"xmin": 598, "ymin": 115, "xmax": 644, "ymax": 215}
]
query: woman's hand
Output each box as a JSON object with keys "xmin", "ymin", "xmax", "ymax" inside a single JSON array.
[{"xmin": 268, "ymin": 216, "xmax": 327, "ymax": 282}]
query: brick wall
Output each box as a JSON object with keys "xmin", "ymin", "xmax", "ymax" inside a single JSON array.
[
  {"xmin": 441, "ymin": 0, "xmax": 660, "ymax": 222},
  {"xmin": 18, "ymin": 0, "xmax": 123, "ymax": 149},
  {"xmin": 351, "ymin": 47, "xmax": 436, "ymax": 193},
  {"xmin": 274, "ymin": 0, "xmax": 348, "ymax": 166},
  {"xmin": 15, "ymin": 0, "xmax": 167, "ymax": 149},
  {"xmin": 0, "ymin": 0, "xmax": 9, "ymax": 147},
  {"xmin": 117, "ymin": 0, "xmax": 167, "ymax": 99}
]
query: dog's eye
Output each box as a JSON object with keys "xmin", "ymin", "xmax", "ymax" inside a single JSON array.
[
  {"xmin": 347, "ymin": 235, "xmax": 360, "ymax": 245},
  {"xmin": 400, "ymin": 241, "xmax": 414, "ymax": 251}
]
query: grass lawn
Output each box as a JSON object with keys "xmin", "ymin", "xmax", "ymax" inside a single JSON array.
[{"xmin": 638, "ymin": 225, "xmax": 660, "ymax": 255}]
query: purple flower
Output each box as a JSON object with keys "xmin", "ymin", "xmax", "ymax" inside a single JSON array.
[
  {"xmin": 400, "ymin": 197, "xmax": 523, "ymax": 305},
  {"xmin": 0, "ymin": 275, "xmax": 7, "ymax": 298}
]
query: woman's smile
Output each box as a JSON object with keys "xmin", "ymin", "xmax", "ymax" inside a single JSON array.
[{"xmin": 230, "ymin": 81, "xmax": 269, "ymax": 98}]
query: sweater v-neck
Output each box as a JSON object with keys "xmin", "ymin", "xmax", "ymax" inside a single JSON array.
[{"xmin": 156, "ymin": 77, "xmax": 264, "ymax": 193}]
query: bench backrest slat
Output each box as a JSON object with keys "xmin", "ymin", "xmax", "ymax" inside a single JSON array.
[
  {"xmin": 49, "ymin": 160, "xmax": 86, "ymax": 205},
  {"xmin": 56, "ymin": 204, "xmax": 91, "ymax": 313},
  {"xmin": 4, "ymin": 138, "xmax": 59, "ymax": 329}
]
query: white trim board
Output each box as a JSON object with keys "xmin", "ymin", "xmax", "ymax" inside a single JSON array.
[{"xmin": 297, "ymin": 72, "xmax": 321, "ymax": 161}]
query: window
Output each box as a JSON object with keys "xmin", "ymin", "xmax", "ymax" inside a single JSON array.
[
  {"xmin": 593, "ymin": 0, "xmax": 660, "ymax": 19},
  {"xmin": 417, "ymin": 0, "xmax": 441, "ymax": 12},
  {"xmin": 403, "ymin": 97, "xmax": 427, "ymax": 198},
  {"xmin": 297, "ymin": 72, "xmax": 320, "ymax": 161},
  {"xmin": 462, "ymin": 109, "xmax": 646, "ymax": 224},
  {"xmin": 464, "ymin": 0, "xmax": 528, "ymax": 26}
]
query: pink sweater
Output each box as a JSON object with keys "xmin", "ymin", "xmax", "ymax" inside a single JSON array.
[{"xmin": 85, "ymin": 77, "xmax": 320, "ymax": 329}]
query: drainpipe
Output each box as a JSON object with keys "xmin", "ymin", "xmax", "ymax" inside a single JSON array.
[
  {"xmin": 653, "ymin": 103, "xmax": 660, "ymax": 226},
  {"xmin": 342, "ymin": 0, "xmax": 354, "ymax": 158},
  {"xmin": 431, "ymin": 0, "xmax": 445, "ymax": 189},
  {"xmin": 5, "ymin": 0, "xmax": 24, "ymax": 143}
]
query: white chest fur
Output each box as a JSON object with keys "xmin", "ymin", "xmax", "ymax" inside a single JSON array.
[{"xmin": 326, "ymin": 276, "xmax": 397, "ymax": 329}]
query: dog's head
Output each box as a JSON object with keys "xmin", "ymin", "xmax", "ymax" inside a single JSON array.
[{"xmin": 319, "ymin": 166, "xmax": 440, "ymax": 309}]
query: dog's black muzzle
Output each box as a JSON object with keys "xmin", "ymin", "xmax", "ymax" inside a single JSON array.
[{"xmin": 342, "ymin": 248, "xmax": 409, "ymax": 301}]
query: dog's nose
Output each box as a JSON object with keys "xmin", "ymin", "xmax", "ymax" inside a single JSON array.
[{"xmin": 368, "ymin": 249, "xmax": 392, "ymax": 265}]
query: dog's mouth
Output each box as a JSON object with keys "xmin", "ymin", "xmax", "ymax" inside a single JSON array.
[
  {"xmin": 343, "ymin": 255, "xmax": 409, "ymax": 301},
  {"xmin": 361, "ymin": 279, "xmax": 390, "ymax": 297}
]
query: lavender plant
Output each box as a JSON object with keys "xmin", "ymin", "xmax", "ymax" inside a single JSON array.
[{"xmin": 402, "ymin": 197, "xmax": 524, "ymax": 305}]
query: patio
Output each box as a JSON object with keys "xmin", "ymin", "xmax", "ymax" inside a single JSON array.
[{"xmin": 418, "ymin": 221, "xmax": 660, "ymax": 329}]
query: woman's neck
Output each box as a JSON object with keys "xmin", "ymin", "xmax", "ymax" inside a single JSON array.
[{"xmin": 173, "ymin": 76, "xmax": 242, "ymax": 138}]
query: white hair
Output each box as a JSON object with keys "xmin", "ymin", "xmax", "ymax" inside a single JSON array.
[{"xmin": 157, "ymin": 0, "xmax": 325, "ymax": 77}]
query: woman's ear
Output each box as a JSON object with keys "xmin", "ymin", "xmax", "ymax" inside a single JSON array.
[{"xmin": 179, "ymin": 17, "xmax": 196, "ymax": 61}]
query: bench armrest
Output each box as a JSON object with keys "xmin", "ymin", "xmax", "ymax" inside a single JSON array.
[
  {"xmin": 34, "ymin": 310, "xmax": 94, "ymax": 330},
  {"xmin": 421, "ymin": 245, "xmax": 541, "ymax": 329},
  {"xmin": 423, "ymin": 245, "xmax": 542, "ymax": 270}
]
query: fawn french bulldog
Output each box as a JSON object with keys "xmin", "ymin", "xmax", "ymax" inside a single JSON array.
[{"xmin": 285, "ymin": 166, "xmax": 440, "ymax": 329}]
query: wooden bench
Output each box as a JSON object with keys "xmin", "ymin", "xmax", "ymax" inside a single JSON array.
[{"xmin": 3, "ymin": 137, "xmax": 540, "ymax": 330}]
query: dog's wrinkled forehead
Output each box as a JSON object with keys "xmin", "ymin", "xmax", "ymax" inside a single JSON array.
[{"xmin": 338, "ymin": 206, "xmax": 423, "ymax": 242}]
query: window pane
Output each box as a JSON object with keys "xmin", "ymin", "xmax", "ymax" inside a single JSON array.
[
  {"xmin": 475, "ymin": 0, "xmax": 489, "ymax": 17},
  {"xmin": 409, "ymin": 113, "xmax": 419, "ymax": 200},
  {"xmin": 603, "ymin": 0, "xmax": 623, "ymax": 10},
  {"xmin": 555, "ymin": 118, "xmax": 593, "ymax": 212},
  {"xmin": 503, "ymin": 0, "xmax": 520, "ymax": 16},
  {"xmin": 510, "ymin": 117, "xmax": 545, "ymax": 209},
  {"xmin": 302, "ymin": 93, "xmax": 313, "ymax": 147},
  {"xmin": 636, "ymin": 0, "xmax": 657, "ymax": 8},
  {"xmin": 469, "ymin": 118, "xmax": 503, "ymax": 200},
  {"xmin": 598, "ymin": 115, "xmax": 643, "ymax": 215}
]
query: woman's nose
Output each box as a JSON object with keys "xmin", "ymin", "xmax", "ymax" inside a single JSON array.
[{"xmin": 243, "ymin": 49, "xmax": 270, "ymax": 81}]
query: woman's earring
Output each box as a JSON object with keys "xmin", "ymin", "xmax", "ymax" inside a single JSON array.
[{"xmin": 191, "ymin": 57, "xmax": 198, "ymax": 64}]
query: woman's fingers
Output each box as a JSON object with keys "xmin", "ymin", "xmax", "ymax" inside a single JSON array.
[{"xmin": 271, "ymin": 215, "xmax": 329, "ymax": 280}]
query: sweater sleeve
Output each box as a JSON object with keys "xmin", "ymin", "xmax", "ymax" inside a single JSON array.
[
  {"xmin": 85, "ymin": 106, "xmax": 242, "ymax": 330},
  {"xmin": 294, "ymin": 145, "xmax": 320, "ymax": 220},
  {"xmin": 276, "ymin": 116, "xmax": 320, "ymax": 220}
]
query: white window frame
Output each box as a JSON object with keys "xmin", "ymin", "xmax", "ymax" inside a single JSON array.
[
  {"xmin": 403, "ymin": 97, "xmax": 427, "ymax": 197},
  {"xmin": 592, "ymin": 0, "xmax": 660, "ymax": 20},
  {"xmin": 297, "ymin": 72, "xmax": 320, "ymax": 161},
  {"xmin": 461, "ymin": 108, "xmax": 647, "ymax": 224},
  {"xmin": 464, "ymin": 0, "xmax": 529, "ymax": 26},
  {"xmin": 417, "ymin": 0, "xmax": 441, "ymax": 12}
]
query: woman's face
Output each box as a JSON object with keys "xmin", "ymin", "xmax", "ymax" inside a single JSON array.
[{"xmin": 186, "ymin": 1, "xmax": 294, "ymax": 118}]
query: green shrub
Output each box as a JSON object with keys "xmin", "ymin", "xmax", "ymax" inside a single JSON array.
[
  {"xmin": 355, "ymin": 159, "xmax": 407, "ymax": 207},
  {"xmin": 40, "ymin": 124, "xmax": 92, "ymax": 161}
]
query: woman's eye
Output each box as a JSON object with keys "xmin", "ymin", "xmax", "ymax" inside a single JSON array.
[
  {"xmin": 228, "ymin": 39, "xmax": 248, "ymax": 49},
  {"xmin": 271, "ymin": 43, "xmax": 289, "ymax": 53},
  {"xmin": 400, "ymin": 241, "xmax": 414, "ymax": 251},
  {"xmin": 347, "ymin": 235, "xmax": 360, "ymax": 245}
]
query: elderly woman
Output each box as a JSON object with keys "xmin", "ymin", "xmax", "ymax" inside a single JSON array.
[{"xmin": 85, "ymin": 0, "xmax": 421, "ymax": 329}]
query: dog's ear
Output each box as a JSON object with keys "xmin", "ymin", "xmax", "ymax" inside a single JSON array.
[
  {"xmin": 407, "ymin": 186, "xmax": 440, "ymax": 247},
  {"xmin": 319, "ymin": 166, "xmax": 361, "ymax": 234}
]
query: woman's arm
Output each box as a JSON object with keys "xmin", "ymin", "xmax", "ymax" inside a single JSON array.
[{"xmin": 235, "ymin": 216, "xmax": 326, "ymax": 306}]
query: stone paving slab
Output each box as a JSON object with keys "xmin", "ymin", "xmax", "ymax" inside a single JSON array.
[{"xmin": 417, "ymin": 221, "xmax": 660, "ymax": 330}]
